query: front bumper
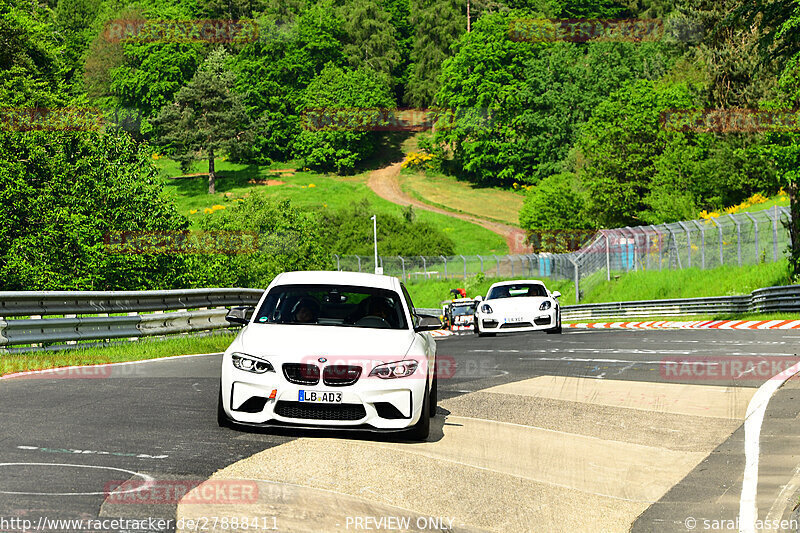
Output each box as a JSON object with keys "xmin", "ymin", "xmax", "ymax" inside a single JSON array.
[
  {"xmin": 221, "ymin": 364, "xmax": 426, "ymax": 430},
  {"xmin": 477, "ymin": 309, "xmax": 558, "ymax": 333}
]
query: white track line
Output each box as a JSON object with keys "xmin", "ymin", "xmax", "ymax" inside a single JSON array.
[
  {"xmin": 0, "ymin": 352, "xmax": 221, "ymax": 381},
  {"xmin": 739, "ymin": 360, "xmax": 800, "ymax": 533}
]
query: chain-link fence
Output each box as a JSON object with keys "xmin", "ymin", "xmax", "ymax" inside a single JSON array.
[{"xmin": 331, "ymin": 206, "xmax": 793, "ymax": 302}]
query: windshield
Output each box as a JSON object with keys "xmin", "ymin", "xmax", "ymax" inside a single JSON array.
[
  {"xmin": 451, "ymin": 305, "xmax": 475, "ymax": 316},
  {"xmin": 487, "ymin": 284, "xmax": 548, "ymax": 300},
  {"xmin": 254, "ymin": 284, "xmax": 408, "ymax": 329}
]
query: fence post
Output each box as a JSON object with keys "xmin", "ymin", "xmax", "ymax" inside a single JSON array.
[
  {"xmin": 729, "ymin": 214, "xmax": 742, "ymax": 267},
  {"xmin": 460, "ymin": 255, "xmax": 467, "ymax": 279},
  {"xmin": 477, "ymin": 255, "xmax": 484, "ymax": 274},
  {"xmin": 709, "ymin": 218, "xmax": 723, "ymax": 266},
  {"xmin": 743, "ymin": 212, "xmax": 759, "ymax": 263},
  {"xmin": 398, "ymin": 256, "xmax": 405, "ymax": 281},
  {"xmin": 772, "ymin": 205, "xmax": 779, "ymax": 262},
  {"xmin": 678, "ymin": 221, "xmax": 691, "ymax": 268},
  {"xmin": 568, "ymin": 255, "xmax": 580, "ymax": 303},
  {"xmin": 657, "ymin": 225, "xmax": 665, "ymax": 270},
  {"xmin": 493, "ymin": 255, "xmax": 500, "ymax": 277},
  {"xmin": 507, "ymin": 255, "xmax": 514, "ymax": 277},
  {"xmin": 440, "ymin": 255, "xmax": 447, "ymax": 279},
  {"xmin": 604, "ymin": 232, "xmax": 611, "ymax": 280},
  {"xmin": 692, "ymin": 220, "xmax": 706, "ymax": 269},
  {"xmin": 333, "ymin": 254, "xmax": 340, "ymax": 271},
  {"xmin": 356, "ymin": 256, "xmax": 362, "ymax": 273},
  {"xmin": 420, "ymin": 256, "xmax": 427, "ymax": 278}
]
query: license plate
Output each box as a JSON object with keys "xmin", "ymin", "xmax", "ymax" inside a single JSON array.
[
  {"xmin": 298, "ymin": 390, "xmax": 342, "ymax": 403},
  {"xmin": 505, "ymin": 316, "xmax": 524, "ymax": 323}
]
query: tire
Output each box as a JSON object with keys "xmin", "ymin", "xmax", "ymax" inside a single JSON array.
[
  {"xmin": 545, "ymin": 312, "xmax": 562, "ymax": 334},
  {"xmin": 217, "ymin": 384, "xmax": 233, "ymax": 428},
  {"xmin": 406, "ymin": 379, "xmax": 431, "ymax": 441},
  {"xmin": 429, "ymin": 370, "xmax": 438, "ymax": 418}
]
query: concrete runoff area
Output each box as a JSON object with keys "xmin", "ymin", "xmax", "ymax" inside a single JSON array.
[{"xmin": 178, "ymin": 374, "xmax": 757, "ymax": 532}]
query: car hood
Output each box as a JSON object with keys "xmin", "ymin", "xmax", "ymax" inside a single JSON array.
[
  {"xmin": 230, "ymin": 324, "xmax": 417, "ymax": 360},
  {"xmin": 484, "ymin": 296, "xmax": 550, "ymax": 313}
]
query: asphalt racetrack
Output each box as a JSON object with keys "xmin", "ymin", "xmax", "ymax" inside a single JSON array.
[{"xmin": 1, "ymin": 328, "xmax": 799, "ymax": 533}]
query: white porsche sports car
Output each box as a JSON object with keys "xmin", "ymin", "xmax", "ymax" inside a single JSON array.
[
  {"xmin": 218, "ymin": 271, "xmax": 441, "ymax": 440},
  {"xmin": 473, "ymin": 280, "xmax": 562, "ymax": 337}
]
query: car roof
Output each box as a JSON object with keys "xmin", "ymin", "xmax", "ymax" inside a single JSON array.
[
  {"xmin": 270, "ymin": 270, "xmax": 400, "ymax": 291},
  {"xmin": 489, "ymin": 279, "xmax": 546, "ymax": 288}
]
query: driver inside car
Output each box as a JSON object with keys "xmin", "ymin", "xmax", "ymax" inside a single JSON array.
[{"xmin": 290, "ymin": 297, "xmax": 320, "ymax": 324}]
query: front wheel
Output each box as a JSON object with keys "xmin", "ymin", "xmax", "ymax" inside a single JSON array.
[
  {"xmin": 545, "ymin": 313, "xmax": 562, "ymax": 334},
  {"xmin": 405, "ymin": 380, "xmax": 431, "ymax": 441},
  {"xmin": 217, "ymin": 384, "xmax": 233, "ymax": 428},
  {"xmin": 429, "ymin": 371, "xmax": 438, "ymax": 418}
]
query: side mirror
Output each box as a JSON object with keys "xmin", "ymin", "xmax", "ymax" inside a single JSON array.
[
  {"xmin": 552, "ymin": 291, "xmax": 561, "ymax": 299},
  {"xmin": 226, "ymin": 306, "xmax": 254, "ymax": 326},
  {"xmin": 414, "ymin": 313, "xmax": 443, "ymax": 332},
  {"xmin": 474, "ymin": 295, "xmax": 483, "ymax": 302}
]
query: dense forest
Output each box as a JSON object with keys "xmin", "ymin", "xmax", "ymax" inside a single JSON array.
[{"xmin": 1, "ymin": 0, "xmax": 799, "ymax": 288}]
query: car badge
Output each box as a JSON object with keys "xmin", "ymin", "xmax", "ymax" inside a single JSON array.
[{"xmin": 318, "ymin": 357, "xmax": 327, "ymax": 363}]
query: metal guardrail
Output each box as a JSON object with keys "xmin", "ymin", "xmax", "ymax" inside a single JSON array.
[
  {"xmin": 0, "ymin": 289, "xmax": 264, "ymax": 351},
  {"xmin": 0, "ymin": 285, "xmax": 796, "ymax": 351},
  {"xmin": 561, "ymin": 285, "xmax": 799, "ymax": 321}
]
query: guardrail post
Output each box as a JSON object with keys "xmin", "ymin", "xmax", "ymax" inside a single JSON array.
[
  {"xmin": 709, "ymin": 218, "xmax": 724, "ymax": 266},
  {"xmin": 692, "ymin": 220, "xmax": 706, "ymax": 269},
  {"xmin": 729, "ymin": 214, "xmax": 742, "ymax": 266},
  {"xmin": 477, "ymin": 255, "xmax": 484, "ymax": 274},
  {"xmin": 678, "ymin": 221, "xmax": 691, "ymax": 268},
  {"xmin": 440, "ymin": 255, "xmax": 447, "ymax": 279},
  {"xmin": 398, "ymin": 256, "xmax": 405, "ymax": 281},
  {"xmin": 743, "ymin": 212, "xmax": 759, "ymax": 263}
]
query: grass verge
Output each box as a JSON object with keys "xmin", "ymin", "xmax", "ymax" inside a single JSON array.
[
  {"xmin": 399, "ymin": 168, "xmax": 524, "ymax": 226},
  {"xmin": 1, "ymin": 333, "xmax": 236, "ymax": 376}
]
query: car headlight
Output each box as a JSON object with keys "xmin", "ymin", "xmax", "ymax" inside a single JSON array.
[
  {"xmin": 539, "ymin": 300, "xmax": 552, "ymax": 311},
  {"xmin": 369, "ymin": 360, "xmax": 418, "ymax": 379},
  {"xmin": 231, "ymin": 353, "xmax": 274, "ymax": 374},
  {"xmin": 480, "ymin": 304, "xmax": 493, "ymax": 314}
]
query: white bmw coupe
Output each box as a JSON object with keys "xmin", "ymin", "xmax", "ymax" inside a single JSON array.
[
  {"xmin": 218, "ymin": 271, "xmax": 441, "ymax": 440},
  {"xmin": 473, "ymin": 280, "xmax": 562, "ymax": 337}
]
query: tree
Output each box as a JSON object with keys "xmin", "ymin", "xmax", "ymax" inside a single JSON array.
[
  {"xmin": 762, "ymin": 55, "xmax": 800, "ymax": 281},
  {"xmin": 519, "ymin": 172, "xmax": 592, "ymax": 252},
  {"xmin": 0, "ymin": 129, "xmax": 194, "ymax": 290},
  {"xmin": 341, "ymin": 0, "xmax": 401, "ymax": 81},
  {"xmin": 406, "ymin": 0, "xmax": 463, "ymax": 107},
  {"xmin": 198, "ymin": 194, "xmax": 332, "ymax": 288},
  {"xmin": 154, "ymin": 47, "xmax": 250, "ymax": 194},
  {"xmin": 293, "ymin": 63, "xmax": 395, "ymax": 173}
]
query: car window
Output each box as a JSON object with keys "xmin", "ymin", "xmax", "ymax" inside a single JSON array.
[
  {"xmin": 487, "ymin": 284, "xmax": 548, "ymax": 299},
  {"xmin": 254, "ymin": 284, "xmax": 408, "ymax": 329}
]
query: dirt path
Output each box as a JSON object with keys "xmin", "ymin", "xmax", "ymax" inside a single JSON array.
[{"xmin": 367, "ymin": 162, "xmax": 532, "ymax": 254}]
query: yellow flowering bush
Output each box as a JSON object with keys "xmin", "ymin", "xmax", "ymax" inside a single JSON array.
[
  {"xmin": 401, "ymin": 151, "xmax": 434, "ymax": 170},
  {"xmin": 203, "ymin": 204, "xmax": 227, "ymax": 214},
  {"xmin": 700, "ymin": 192, "xmax": 772, "ymax": 220}
]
